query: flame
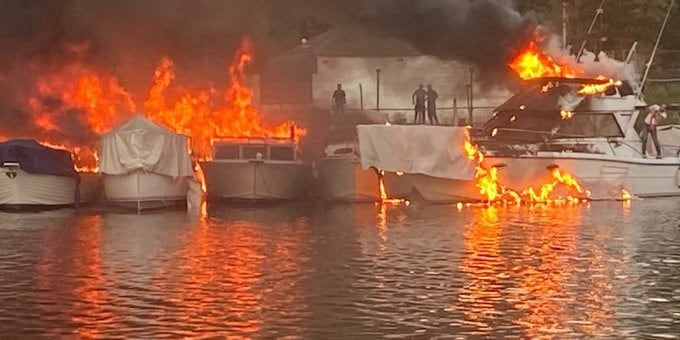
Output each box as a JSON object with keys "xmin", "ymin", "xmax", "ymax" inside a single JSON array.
[
  {"xmin": 11, "ymin": 37, "xmax": 305, "ymax": 179},
  {"xmin": 463, "ymin": 131, "xmax": 588, "ymax": 204},
  {"xmin": 577, "ymin": 77, "xmax": 622, "ymax": 95},
  {"xmin": 377, "ymin": 170, "xmax": 406, "ymax": 205},
  {"xmin": 145, "ymin": 38, "xmax": 306, "ymax": 160},
  {"xmin": 509, "ymin": 39, "xmax": 621, "ymax": 96},
  {"xmin": 560, "ymin": 110, "xmax": 573, "ymax": 120},
  {"xmin": 508, "ymin": 40, "xmax": 579, "ymax": 80},
  {"xmin": 621, "ymin": 189, "xmax": 632, "ymax": 201}
]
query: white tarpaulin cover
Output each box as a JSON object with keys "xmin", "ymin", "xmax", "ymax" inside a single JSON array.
[
  {"xmin": 100, "ymin": 115, "xmax": 194, "ymax": 177},
  {"xmin": 357, "ymin": 125, "xmax": 475, "ymax": 180}
]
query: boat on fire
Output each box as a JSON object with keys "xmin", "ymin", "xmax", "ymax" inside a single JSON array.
[
  {"xmin": 410, "ymin": 77, "xmax": 680, "ymax": 201},
  {"xmin": 200, "ymin": 138, "xmax": 310, "ymax": 201},
  {"xmin": 0, "ymin": 139, "xmax": 82, "ymax": 209},
  {"xmin": 99, "ymin": 115, "xmax": 195, "ymax": 210}
]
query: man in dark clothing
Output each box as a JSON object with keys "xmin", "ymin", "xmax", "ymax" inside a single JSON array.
[
  {"xmin": 426, "ymin": 84, "xmax": 439, "ymax": 125},
  {"xmin": 412, "ymin": 84, "xmax": 426, "ymax": 124},
  {"xmin": 332, "ymin": 84, "xmax": 346, "ymax": 114}
]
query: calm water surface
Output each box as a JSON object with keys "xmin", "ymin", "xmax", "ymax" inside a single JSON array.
[{"xmin": 0, "ymin": 199, "xmax": 679, "ymax": 338}]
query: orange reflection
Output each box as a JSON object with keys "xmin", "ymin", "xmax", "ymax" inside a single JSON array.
[
  {"xmin": 36, "ymin": 215, "xmax": 110, "ymax": 337},
  {"xmin": 508, "ymin": 205, "xmax": 613, "ymax": 336},
  {"xmin": 165, "ymin": 207, "xmax": 310, "ymax": 337},
  {"xmin": 456, "ymin": 206, "xmax": 504, "ymax": 334},
  {"xmin": 457, "ymin": 205, "xmax": 617, "ymax": 336}
]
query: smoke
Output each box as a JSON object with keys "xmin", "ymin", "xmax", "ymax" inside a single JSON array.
[
  {"xmin": 541, "ymin": 33, "xmax": 640, "ymax": 90},
  {"xmin": 337, "ymin": 0, "xmax": 538, "ymax": 85}
]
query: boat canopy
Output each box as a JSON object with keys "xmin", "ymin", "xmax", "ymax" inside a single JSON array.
[
  {"xmin": 0, "ymin": 139, "xmax": 78, "ymax": 178},
  {"xmin": 99, "ymin": 114, "xmax": 194, "ymax": 177},
  {"xmin": 356, "ymin": 124, "xmax": 475, "ymax": 180}
]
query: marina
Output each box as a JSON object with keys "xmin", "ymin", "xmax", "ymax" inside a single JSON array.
[{"xmin": 0, "ymin": 0, "xmax": 678, "ymax": 337}]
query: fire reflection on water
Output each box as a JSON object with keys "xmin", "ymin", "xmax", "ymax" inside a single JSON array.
[
  {"xmin": 456, "ymin": 206, "xmax": 503, "ymax": 334},
  {"xmin": 165, "ymin": 208, "xmax": 310, "ymax": 337},
  {"xmin": 457, "ymin": 204, "xmax": 617, "ymax": 337},
  {"xmin": 36, "ymin": 215, "xmax": 111, "ymax": 338}
]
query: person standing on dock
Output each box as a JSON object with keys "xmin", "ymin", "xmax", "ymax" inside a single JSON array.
[
  {"xmin": 332, "ymin": 83, "xmax": 346, "ymax": 115},
  {"xmin": 426, "ymin": 84, "xmax": 439, "ymax": 125},
  {"xmin": 412, "ymin": 84, "xmax": 427, "ymax": 124},
  {"xmin": 641, "ymin": 104, "xmax": 667, "ymax": 159}
]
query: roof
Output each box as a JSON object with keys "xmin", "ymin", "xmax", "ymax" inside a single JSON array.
[{"xmin": 290, "ymin": 26, "xmax": 422, "ymax": 57}]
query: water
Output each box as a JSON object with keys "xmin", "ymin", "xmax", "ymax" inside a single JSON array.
[{"xmin": 0, "ymin": 199, "xmax": 679, "ymax": 338}]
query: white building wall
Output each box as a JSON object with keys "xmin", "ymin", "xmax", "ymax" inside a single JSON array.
[{"xmin": 313, "ymin": 56, "xmax": 512, "ymax": 123}]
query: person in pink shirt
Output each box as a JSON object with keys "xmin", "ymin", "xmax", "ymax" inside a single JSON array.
[{"xmin": 641, "ymin": 104, "xmax": 667, "ymax": 159}]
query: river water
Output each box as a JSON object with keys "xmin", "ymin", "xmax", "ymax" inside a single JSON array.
[{"xmin": 0, "ymin": 198, "xmax": 679, "ymax": 338}]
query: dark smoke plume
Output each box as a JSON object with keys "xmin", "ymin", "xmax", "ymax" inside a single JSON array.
[{"xmin": 338, "ymin": 0, "xmax": 537, "ymax": 85}]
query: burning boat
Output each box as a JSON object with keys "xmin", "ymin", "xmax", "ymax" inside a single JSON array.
[
  {"xmin": 477, "ymin": 77, "xmax": 680, "ymax": 199},
  {"xmin": 0, "ymin": 140, "xmax": 81, "ymax": 208},
  {"xmin": 410, "ymin": 78, "xmax": 680, "ymax": 202},
  {"xmin": 200, "ymin": 138, "xmax": 310, "ymax": 201},
  {"xmin": 99, "ymin": 115, "xmax": 195, "ymax": 210}
]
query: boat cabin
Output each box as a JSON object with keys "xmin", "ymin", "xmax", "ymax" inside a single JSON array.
[
  {"xmin": 483, "ymin": 78, "xmax": 642, "ymax": 144},
  {"xmin": 212, "ymin": 138, "xmax": 300, "ymax": 162}
]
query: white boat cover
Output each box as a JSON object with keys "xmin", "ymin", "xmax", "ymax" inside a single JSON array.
[
  {"xmin": 357, "ymin": 125, "xmax": 475, "ymax": 180},
  {"xmin": 100, "ymin": 115, "xmax": 194, "ymax": 177}
]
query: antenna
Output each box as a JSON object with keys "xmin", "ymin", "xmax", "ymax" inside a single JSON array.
[
  {"xmin": 576, "ymin": 0, "xmax": 606, "ymax": 62},
  {"xmin": 638, "ymin": 0, "xmax": 676, "ymax": 99}
]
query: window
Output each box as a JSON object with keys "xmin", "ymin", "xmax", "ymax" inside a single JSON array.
[
  {"xmin": 243, "ymin": 146, "xmax": 267, "ymax": 160},
  {"xmin": 214, "ymin": 145, "xmax": 240, "ymax": 160},
  {"xmin": 270, "ymin": 146, "xmax": 295, "ymax": 161}
]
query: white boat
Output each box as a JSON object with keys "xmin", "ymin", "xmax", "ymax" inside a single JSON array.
[
  {"xmin": 99, "ymin": 115, "xmax": 194, "ymax": 210},
  {"xmin": 200, "ymin": 138, "xmax": 310, "ymax": 201},
  {"xmin": 412, "ymin": 78, "xmax": 680, "ymax": 201},
  {"xmin": 316, "ymin": 140, "xmax": 412, "ymax": 202},
  {"xmin": 0, "ymin": 140, "xmax": 81, "ymax": 209}
]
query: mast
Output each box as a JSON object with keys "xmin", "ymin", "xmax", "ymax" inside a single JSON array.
[
  {"xmin": 576, "ymin": 0, "xmax": 606, "ymax": 62},
  {"xmin": 638, "ymin": 0, "xmax": 676, "ymax": 98}
]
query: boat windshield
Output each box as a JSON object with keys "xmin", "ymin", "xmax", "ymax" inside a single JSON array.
[{"xmin": 484, "ymin": 110, "xmax": 624, "ymax": 143}]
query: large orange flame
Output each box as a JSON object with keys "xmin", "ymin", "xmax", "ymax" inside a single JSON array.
[
  {"xmin": 14, "ymin": 37, "xmax": 305, "ymax": 172},
  {"xmin": 508, "ymin": 40, "xmax": 579, "ymax": 80},
  {"xmin": 145, "ymin": 38, "xmax": 306, "ymax": 160},
  {"xmin": 508, "ymin": 39, "xmax": 621, "ymax": 96}
]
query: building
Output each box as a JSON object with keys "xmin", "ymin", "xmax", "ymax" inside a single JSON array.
[{"xmin": 257, "ymin": 26, "xmax": 511, "ymax": 124}]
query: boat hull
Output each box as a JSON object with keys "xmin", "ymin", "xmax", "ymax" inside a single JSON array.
[
  {"xmin": 411, "ymin": 154, "xmax": 680, "ymax": 202},
  {"xmin": 316, "ymin": 157, "xmax": 412, "ymax": 202},
  {"xmin": 103, "ymin": 169, "xmax": 189, "ymax": 210},
  {"xmin": 409, "ymin": 174, "xmax": 480, "ymax": 203},
  {"xmin": 484, "ymin": 155, "xmax": 680, "ymax": 199},
  {"xmin": 0, "ymin": 167, "xmax": 77, "ymax": 208},
  {"xmin": 201, "ymin": 160, "xmax": 311, "ymax": 201}
]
